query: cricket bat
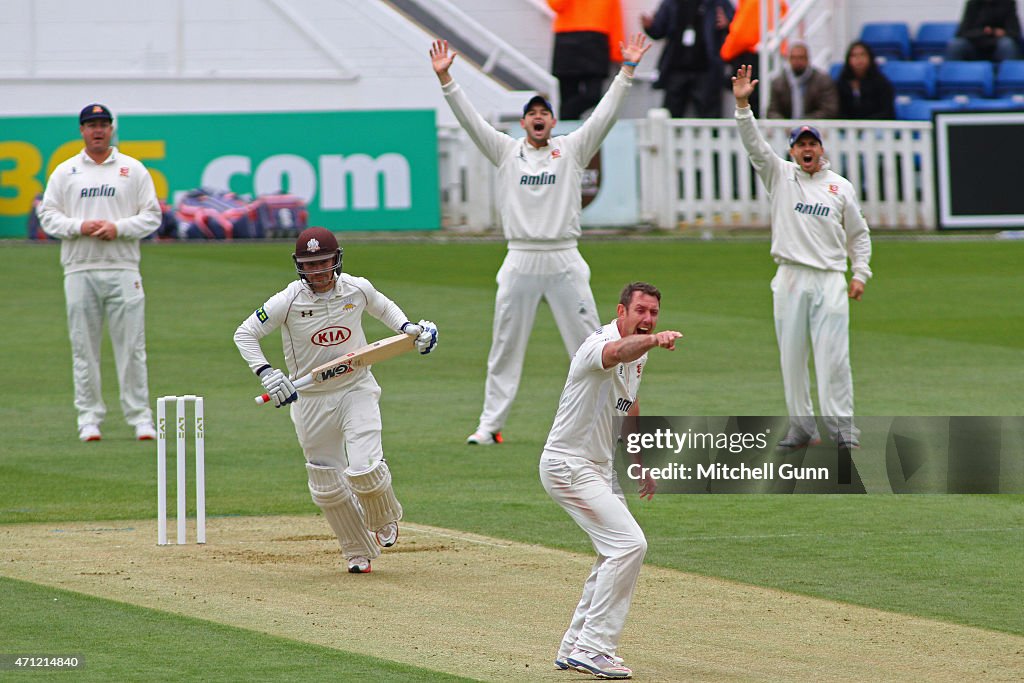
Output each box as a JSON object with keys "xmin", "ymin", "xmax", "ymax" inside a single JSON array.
[{"xmin": 255, "ymin": 333, "xmax": 416, "ymax": 405}]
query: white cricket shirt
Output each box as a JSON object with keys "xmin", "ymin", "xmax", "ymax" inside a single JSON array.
[
  {"xmin": 38, "ymin": 146, "xmax": 161, "ymax": 274},
  {"xmin": 234, "ymin": 274, "xmax": 409, "ymax": 393},
  {"xmin": 544, "ymin": 321, "xmax": 647, "ymax": 464},
  {"xmin": 442, "ymin": 72, "xmax": 633, "ymax": 248},
  {"xmin": 735, "ymin": 107, "xmax": 873, "ymax": 283}
]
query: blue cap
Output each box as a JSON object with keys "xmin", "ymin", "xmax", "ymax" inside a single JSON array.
[
  {"xmin": 79, "ymin": 103, "xmax": 113, "ymax": 124},
  {"xmin": 788, "ymin": 125, "xmax": 822, "ymax": 146},
  {"xmin": 523, "ymin": 95, "xmax": 554, "ymax": 117}
]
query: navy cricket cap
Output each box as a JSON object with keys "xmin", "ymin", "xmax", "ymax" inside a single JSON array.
[
  {"xmin": 522, "ymin": 95, "xmax": 554, "ymax": 117},
  {"xmin": 788, "ymin": 125, "xmax": 822, "ymax": 146},
  {"xmin": 79, "ymin": 103, "xmax": 113, "ymax": 124}
]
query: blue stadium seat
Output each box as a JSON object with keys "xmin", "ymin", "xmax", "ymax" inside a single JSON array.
[
  {"xmin": 894, "ymin": 97, "xmax": 963, "ymax": 121},
  {"xmin": 881, "ymin": 60, "xmax": 937, "ymax": 99},
  {"xmin": 913, "ymin": 22, "xmax": 958, "ymax": 60},
  {"xmin": 995, "ymin": 60, "xmax": 1024, "ymax": 96},
  {"xmin": 860, "ymin": 22, "xmax": 912, "ymax": 61},
  {"xmin": 830, "ymin": 62, "xmax": 843, "ymax": 82},
  {"xmin": 960, "ymin": 96, "xmax": 1024, "ymax": 111},
  {"xmin": 936, "ymin": 60, "xmax": 994, "ymax": 98}
]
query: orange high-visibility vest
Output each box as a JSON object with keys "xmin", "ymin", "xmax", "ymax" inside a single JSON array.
[
  {"xmin": 720, "ymin": 0, "xmax": 788, "ymax": 62},
  {"xmin": 548, "ymin": 0, "xmax": 624, "ymax": 63}
]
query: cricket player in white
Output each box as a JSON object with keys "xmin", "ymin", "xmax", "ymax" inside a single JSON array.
[
  {"xmin": 732, "ymin": 65, "xmax": 872, "ymax": 449},
  {"xmin": 541, "ymin": 282, "xmax": 682, "ymax": 679},
  {"xmin": 430, "ymin": 35, "xmax": 652, "ymax": 446},
  {"xmin": 39, "ymin": 103, "xmax": 162, "ymax": 443},
  {"xmin": 234, "ymin": 227, "xmax": 438, "ymax": 574}
]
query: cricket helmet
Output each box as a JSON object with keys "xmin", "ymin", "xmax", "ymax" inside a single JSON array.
[{"xmin": 293, "ymin": 226, "xmax": 343, "ymax": 283}]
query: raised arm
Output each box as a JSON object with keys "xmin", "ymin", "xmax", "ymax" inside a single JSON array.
[
  {"xmin": 732, "ymin": 63, "xmax": 758, "ymax": 109},
  {"xmin": 430, "ymin": 38, "xmax": 456, "ymax": 86},
  {"xmin": 566, "ymin": 33, "xmax": 652, "ymax": 162},
  {"xmin": 732, "ymin": 65, "xmax": 784, "ymax": 188},
  {"xmin": 431, "ymin": 39, "xmax": 514, "ymax": 167}
]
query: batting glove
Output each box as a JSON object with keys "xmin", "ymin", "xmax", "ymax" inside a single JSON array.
[
  {"xmin": 258, "ymin": 367, "xmax": 298, "ymax": 408},
  {"xmin": 414, "ymin": 319, "xmax": 438, "ymax": 355},
  {"xmin": 401, "ymin": 321, "xmax": 423, "ymax": 337}
]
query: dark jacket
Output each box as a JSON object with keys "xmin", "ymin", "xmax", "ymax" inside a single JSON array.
[
  {"xmin": 768, "ymin": 68, "xmax": 840, "ymax": 119},
  {"xmin": 644, "ymin": 0, "xmax": 734, "ymax": 88},
  {"xmin": 956, "ymin": 0, "xmax": 1023, "ymax": 50},
  {"xmin": 836, "ymin": 71, "xmax": 896, "ymax": 119},
  {"xmin": 552, "ymin": 31, "xmax": 611, "ymax": 78}
]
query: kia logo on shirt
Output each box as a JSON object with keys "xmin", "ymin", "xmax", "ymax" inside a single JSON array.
[{"xmin": 312, "ymin": 326, "xmax": 351, "ymax": 347}]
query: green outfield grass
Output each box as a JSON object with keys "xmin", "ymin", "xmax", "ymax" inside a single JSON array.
[
  {"xmin": 1, "ymin": 238, "xmax": 1022, "ymax": 678},
  {"xmin": 0, "ymin": 576, "xmax": 473, "ymax": 682}
]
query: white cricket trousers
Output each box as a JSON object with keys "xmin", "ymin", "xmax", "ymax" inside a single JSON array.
[
  {"xmin": 290, "ymin": 373, "xmax": 384, "ymax": 474},
  {"xmin": 64, "ymin": 269, "xmax": 151, "ymax": 429},
  {"xmin": 540, "ymin": 454, "xmax": 647, "ymax": 658},
  {"xmin": 477, "ymin": 248, "xmax": 599, "ymax": 434},
  {"xmin": 771, "ymin": 264, "xmax": 856, "ymax": 439}
]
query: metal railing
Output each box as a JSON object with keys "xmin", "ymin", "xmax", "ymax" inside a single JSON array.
[{"xmin": 388, "ymin": 0, "xmax": 558, "ymax": 111}]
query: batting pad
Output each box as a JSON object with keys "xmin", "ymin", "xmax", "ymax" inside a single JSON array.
[
  {"xmin": 345, "ymin": 460, "xmax": 404, "ymax": 532},
  {"xmin": 306, "ymin": 462, "xmax": 379, "ymax": 560}
]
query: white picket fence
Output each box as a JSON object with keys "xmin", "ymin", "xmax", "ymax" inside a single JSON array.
[{"xmin": 438, "ymin": 111, "xmax": 937, "ymax": 230}]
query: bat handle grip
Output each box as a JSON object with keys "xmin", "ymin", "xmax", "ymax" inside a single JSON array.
[{"xmin": 255, "ymin": 374, "xmax": 310, "ymax": 405}]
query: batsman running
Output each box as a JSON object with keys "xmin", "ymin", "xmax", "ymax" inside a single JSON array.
[{"xmin": 233, "ymin": 227, "xmax": 438, "ymax": 574}]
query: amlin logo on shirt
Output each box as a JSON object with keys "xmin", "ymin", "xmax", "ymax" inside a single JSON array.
[
  {"xmin": 793, "ymin": 202, "xmax": 830, "ymax": 217},
  {"xmin": 520, "ymin": 171, "xmax": 556, "ymax": 186},
  {"xmin": 80, "ymin": 184, "xmax": 116, "ymax": 198}
]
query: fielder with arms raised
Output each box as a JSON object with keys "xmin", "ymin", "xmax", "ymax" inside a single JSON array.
[
  {"xmin": 542, "ymin": 282, "xmax": 681, "ymax": 680},
  {"xmin": 732, "ymin": 64, "xmax": 871, "ymax": 450},
  {"xmin": 430, "ymin": 34, "xmax": 651, "ymax": 446},
  {"xmin": 233, "ymin": 227, "xmax": 438, "ymax": 574}
]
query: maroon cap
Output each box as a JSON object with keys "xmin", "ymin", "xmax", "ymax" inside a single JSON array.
[{"xmin": 294, "ymin": 227, "xmax": 338, "ymax": 262}]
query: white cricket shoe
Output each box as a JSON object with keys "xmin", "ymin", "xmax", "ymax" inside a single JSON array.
[
  {"xmin": 347, "ymin": 556, "xmax": 371, "ymax": 574},
  {"xmin": 375, "ymin": 522, "xmax": 399, "ymax": 548},
  {"xmin": 567, "ymin": 650, "xmax": 632, "ymax": 679},
  {"xmin": 557, "ymin": 649, "xmax": 623, "ymax": 671},
  {"xmin": 79, "ymin": 424, "xmax": 102, "ymax": 442},
  {"xmin": 776, "ymin": 430, "xmax": 822, "ymax": 452},
  {"xmin": 466, "ymin": 429, "xmax": 503, "ymax": 445},
  {"xmin": 135, "ymin": 422, "xmax": 157, "ymax": 441},
  {"xmin": 836, "ymin": 433, "xmax": 861, "ymax": 450}
]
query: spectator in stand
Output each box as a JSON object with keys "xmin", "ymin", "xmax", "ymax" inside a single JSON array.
[
  {"xmin": 549, "ymin": 0, "xmax": 625, "ymax": 119},
  {"xmin": 768, "ymin": 41, "xmax": 839, "ymax": 119},
  {"xmin": 719, "ymin": 0, "xmax": 788, "ymax": 116},
  {"xmin": 641, "ymin": 0, "xmax": 734, "ymax": 117},
  {"xmin": 946, "ymin": 0, "xmax": 1022, "ymax": 62},
  {"xmin": 835, "ymin": 41, "xmax": 895, "ymax": 119}
]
